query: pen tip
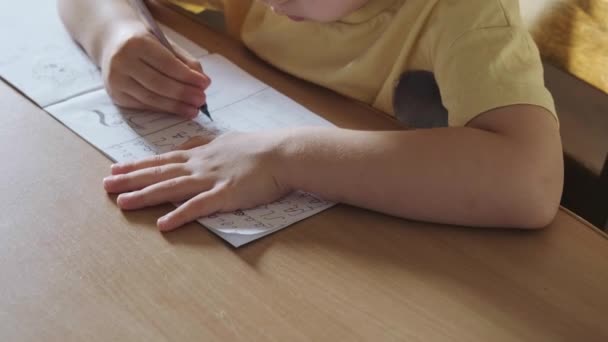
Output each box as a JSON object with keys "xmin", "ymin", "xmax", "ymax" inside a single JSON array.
[{"xmin": 201, "ymin": 104, "xmax": 212, "ymax": 120}]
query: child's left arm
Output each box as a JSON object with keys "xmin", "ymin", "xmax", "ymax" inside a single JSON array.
[{"xmin": 104, "ymin": 102, "xmax": 563, "ymax": 231}]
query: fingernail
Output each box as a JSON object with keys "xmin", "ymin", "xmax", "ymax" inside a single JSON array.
[
  {"xmin": 103, "ymin": 176, "xmax": 112, "ymax": 187},
  {"xmin": 157, "ymin": 216, "xmax": 171, "ymax": 231},
  {"xmin": 117, "ymin": 194, "xmax": 129, "ymax": 207}
]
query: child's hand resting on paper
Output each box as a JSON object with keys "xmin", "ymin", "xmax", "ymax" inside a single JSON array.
[
  {"xmin": 103, "ymin": 131, "xmax": 291, "ymax": 231},
  {"xmin": 101, "ymin": 22, "xmax": 211, "ymax": 118}
]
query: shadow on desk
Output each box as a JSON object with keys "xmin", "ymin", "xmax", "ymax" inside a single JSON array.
[{"xmin": 207, "ymin": 204, "xmax": 601, "ymax": 340}]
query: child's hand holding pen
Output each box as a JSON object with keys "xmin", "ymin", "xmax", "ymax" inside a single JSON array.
[{"xmin": 100, "ymin": 21, "xmax": 211, "ymax": 119}]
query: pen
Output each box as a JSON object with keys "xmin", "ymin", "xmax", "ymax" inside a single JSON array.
[{"xmin": 130, "ymin": 0, "xmax": 212, "ymax": 120}]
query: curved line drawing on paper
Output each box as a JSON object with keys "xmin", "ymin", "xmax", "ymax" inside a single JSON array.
[{"xmin": 91, "ymin": 109, "xmax": 124, "ymax": 127}]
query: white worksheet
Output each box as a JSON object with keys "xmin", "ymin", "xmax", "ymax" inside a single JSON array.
[
  {"xmin": 1, "ymin": 0, "xmax": 336, "ymax": 247},
  {"xmin": 45, "ymin": 56, "xmax": 335, "ymax": 247}
]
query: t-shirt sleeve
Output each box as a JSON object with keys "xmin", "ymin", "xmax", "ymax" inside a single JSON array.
[{"xmin": 433, "ymin": 27, "xmax": 557, "ymax": 127}]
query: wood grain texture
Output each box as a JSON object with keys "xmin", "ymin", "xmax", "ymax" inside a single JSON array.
[{"xmin": 1, "ymin": 4, "xmax": 607, "ymax": 341}]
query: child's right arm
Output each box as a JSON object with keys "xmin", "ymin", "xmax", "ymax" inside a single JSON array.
[{"xmin": 57, "ymin": 0, "xmax": 210, "ymax": 118}]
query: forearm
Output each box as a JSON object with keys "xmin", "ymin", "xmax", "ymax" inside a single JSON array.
[
  {"xmin": 278, "ymin": 125, "xmax": 562, "ymax": 228},
  {"xmin": 57, "ymin": 0, "xmax": 144, "ymax": 65}
]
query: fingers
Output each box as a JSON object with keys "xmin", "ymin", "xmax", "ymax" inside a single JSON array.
[
  {"xmin": 140, "ymin": 36, "xmax": 209, "ymax": 89},
  {"xmin": 111, "ymin": 151, "xmax": 188, "ymax": 175},
  {"xmin": 132, "ymin": 61, "xmax": 207, "ymax": 108},
  {"xmin": 111, "ymin": 91, "xmax": 158, "ymax": 112},
  {"xmin": 106, "ymin": 33, "xmax": 212, "ymax": 117},
  {"xmin": 104, "ymin": 163, "xmax": 190, "ymax": 194},
  {"xmin": 109, "ymin": 71, "xmax": 200, "ymax": 118},
  {"xmin": 125, "ymin": 76, "xmax": 200, "ymax": 118},
  {"xmin": 116, "ymin": 176, "xmax": 213, "ymax": 211},
  {"xmin": 157, "ymin": 188, "xmax": 225, "ymax": 231}
]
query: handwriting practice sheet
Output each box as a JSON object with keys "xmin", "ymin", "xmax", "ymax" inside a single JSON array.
[{"xmin": 1, "ymin": 0, "xmax": 336, "ymax": 247}]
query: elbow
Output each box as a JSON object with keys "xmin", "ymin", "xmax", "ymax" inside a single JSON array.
[
  {"xmin": 514, "ymin": 194, "xmax": 561, "ymax": 230},
  {"xmin": 508, "ymin": 159, "xmax": 564, "ymax": 230}
]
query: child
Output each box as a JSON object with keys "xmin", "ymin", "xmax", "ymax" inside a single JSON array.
[{"xmin": 58, "ymin": 0, "xmax": 563, "ymax": 231}]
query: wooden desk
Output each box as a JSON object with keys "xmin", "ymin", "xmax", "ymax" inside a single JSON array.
[{"xmin": 1, "ymin": 4, "xmax": 607, "ymax": 341}]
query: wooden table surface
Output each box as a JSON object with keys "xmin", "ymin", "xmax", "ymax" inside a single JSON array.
[{"xmin": 1, "ymin": 3, "xmax": 607, "ymax": 341}]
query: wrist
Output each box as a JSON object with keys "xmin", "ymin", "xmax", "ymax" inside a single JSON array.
[
  {"xmin": 271, "ymin": 127, "xmax": 321, "ymax": 193},
  {"xmin": 269, "ymin": 128, "xmax": 299, "ymax": 193}
]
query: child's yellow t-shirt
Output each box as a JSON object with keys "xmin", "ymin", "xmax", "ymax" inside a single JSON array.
[{"xmin": 221, "ymin": 0, "xmax": 556, "ymax": 127}]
